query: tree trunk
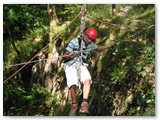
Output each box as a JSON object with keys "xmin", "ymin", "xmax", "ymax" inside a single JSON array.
[
  {"xmin": 112, "ymin": 4, "xmax": 116, "ymax": 17},
  {"xmin": 48, "ymin": 4, "xmax": 59, "ymax": 34},
  {"xmin": 42, "ymin": 4, "xmax": 59, "ymax": 90},
  {"xmin": 31, "ymin": 4, "xmax": 69, "ymax": 106},
  {"xmin": 8, "ymin": 28, "xmax": 32, "ymax": 88},
  {"xmin": 8, "ymin": 28, "xmax": 21, "ymax": 59}
]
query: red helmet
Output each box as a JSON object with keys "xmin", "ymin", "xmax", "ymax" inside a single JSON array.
[{"xmin": 85, "ymin": 28, "xmax": 98, "ymax": 40}]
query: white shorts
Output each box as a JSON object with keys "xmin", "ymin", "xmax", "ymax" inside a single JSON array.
[{"xmin": 63, "ymin": 61, "xmax": 92, "ymax": 88}]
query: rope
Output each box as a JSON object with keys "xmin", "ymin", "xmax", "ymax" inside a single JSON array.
[
  {"xmin": 129, "ymin": 24, "xmax": 154, "ymax": 38},
  {"xmin": 77, "ymin": 4, "xmax": 87, "ymax": 94},
  {"xmin": 87, "ymin": 15, "xmax": 154, "ymax": 30},
  {"xmin": 5, "ymin": 5, "xmax": 153, "ymax": 84},
  {"xmin": 80, "ymin": 4, "xmax": 86, "ymax": 65},
  {"xmin": 4, "ymin": 49, "xmax": 92, "ymax": 68},
  {"xmin": 3, "ymin": 11, "xmax": 81, "ymax": 84},
  {"xmin": 4, "ymin": 55, "xmax": 69, "ymax": 68}
]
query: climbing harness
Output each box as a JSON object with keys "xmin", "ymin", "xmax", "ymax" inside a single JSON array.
[
  {"xmin": 4, "ymin": 4, "xmax": 87, "ymax": 84},
  {"xmin": 4, "ymin": 4, "xmax": 155, "ymax": 84},
  {"xmin": 76, "ymin": 4, "xmax": 87, "ymax": 94}
]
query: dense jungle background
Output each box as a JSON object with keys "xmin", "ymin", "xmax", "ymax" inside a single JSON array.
[{"xmin": 3, "ymin": 4, "xmax": 155, "ymax": 116}]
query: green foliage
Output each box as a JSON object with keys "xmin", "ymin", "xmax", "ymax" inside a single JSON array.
[
  {"xmin": 88, "ymin": 4, "xmax": 155, "ymax": 116},
  {"xmin": 3, "ymin": 84, "xmax": 66, "ymax": 116},
  {"xmin": 56, "ymin": 4, "xmax": 81, "ymax": 23},
  {"xmin": 3, "ymin": 4, "xmax": 49, "ymax": 40},
  {"xmin": 87, "ymin": 4, "xmax": 112, "ymax": 19},
  {"xmin": 3, "ymin": 4, "xmax": 155, "ymax": 116}
]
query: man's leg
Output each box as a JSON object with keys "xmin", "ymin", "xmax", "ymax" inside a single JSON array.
[
  {"xmin": 64, "ymin": 62, "xmax": 79, "ymax": 116},
  {"xmin": 80, "ymin": 79, "xmax": 91, "ymax": 113},
  {"xmin": 83, "ymin": 79, "xmax": 91, "ymax": 100},
  {"xmin": 70, "ymin": 85, "xmax": 77, "ymax": 104},
  {"xmin": 69, "ymin": 85, "xmax": 78, "ymax": 116}
]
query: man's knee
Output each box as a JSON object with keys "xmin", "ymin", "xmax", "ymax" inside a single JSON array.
[
  {"xmin": 84, "ymin": 79, "xmax": 91, "ymax": 85},
  {"xmin": 69, "ymin": 85, "xmax": 77, "ymax": 90}
]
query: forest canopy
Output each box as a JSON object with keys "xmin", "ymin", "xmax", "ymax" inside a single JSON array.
[{"xmin": 3, "ymin": 4, "xmax": 155, "ymax": 116}]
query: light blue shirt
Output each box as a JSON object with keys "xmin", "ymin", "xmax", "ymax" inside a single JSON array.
[{"xmin": 66, "ymin": 38, "xmax": 97, "ymax": 61}]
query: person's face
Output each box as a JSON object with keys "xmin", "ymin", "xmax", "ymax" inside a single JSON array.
[{"xmin": 84, "ymin": 35, "xmax": 94, "ymax": 45}]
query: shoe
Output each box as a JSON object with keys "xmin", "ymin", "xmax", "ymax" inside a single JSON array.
[
  {"xmin": 79, "ymin": 102, "xmax": 89, "ymax": 113},
  {"xmin": 69, "ymin": 104, "xmax": 77, "ymax": 116}
]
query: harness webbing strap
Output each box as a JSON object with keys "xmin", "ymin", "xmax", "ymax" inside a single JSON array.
[{"xmin": 76, "ymin": 4, "xmax": 87, "ymax": 93}]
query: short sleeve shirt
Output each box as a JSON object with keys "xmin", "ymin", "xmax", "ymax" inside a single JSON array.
[{"xmin": 66, "ymin": 38, "xmax": 97, "ymax": 61}]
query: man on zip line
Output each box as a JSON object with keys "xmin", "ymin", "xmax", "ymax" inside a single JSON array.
[{"xmin": 63, "ymin": 28, "xmax": 115, "ymax": 116}]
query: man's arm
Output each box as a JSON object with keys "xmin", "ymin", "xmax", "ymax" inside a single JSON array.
[
  {"xmin": 96, "ymin": 43, "xmax": 115, "ymax": 51},
  {"xmin": 63, "ymin": 51, "xmax": 76, "ymax": 61}
]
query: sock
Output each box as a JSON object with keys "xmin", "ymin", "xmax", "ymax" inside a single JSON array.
[
  {"xmin": 82, "ymin": 98, "xmax": 88, "ymax": 103},
  {"xmin": 72, "ymin": 103, "xmax": 77, "ymax": 106}
]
